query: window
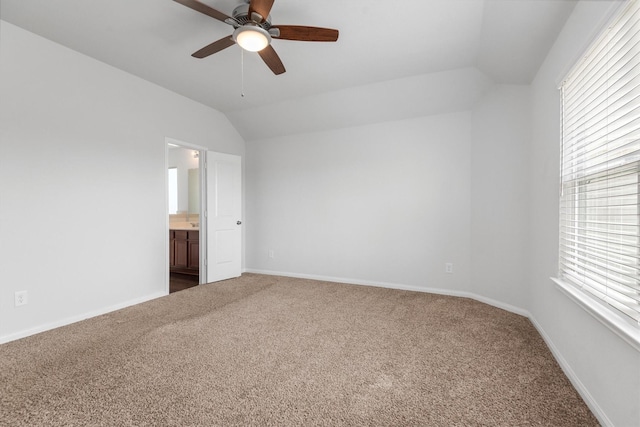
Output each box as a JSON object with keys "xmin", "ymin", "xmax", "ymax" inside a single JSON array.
[
  {"xmin": 560, "ymin": 0, "xmax": 640, "ymax": 326},
  {"xmin": 168, "ymin": 167, "xmax": 178, "ymax": 215}
]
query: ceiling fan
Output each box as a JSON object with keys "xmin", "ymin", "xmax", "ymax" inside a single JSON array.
[{"xmin": 174, "ymin": 0, "xmax": 339, "ymax": 75}]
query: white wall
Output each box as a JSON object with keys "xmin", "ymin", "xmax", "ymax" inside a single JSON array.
[
  {"xmin": 529, "ymin": 2, "xmax": 640, "ymax": 426},
  {"xmin": 0, "ymin": 21, "xmax": 245, "ymax": 342},
  {"xmin": 244, "ymin": 81, "xmax": 533, "ymax": 311},
  {"xmin": 246, "ymin": 112, "xmax": 472, "ymax": 293},
  {"xmin": 471, "ymin": 84, "xmax": 531, "ymax": 310}
]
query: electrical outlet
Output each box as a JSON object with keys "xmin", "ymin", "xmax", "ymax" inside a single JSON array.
[
  {"xmin": 445, "ymin": 263, "xmax": 453, "ymax": 274},
  {"xmin": 268, "ymin": 249, "xmax": 275, "ymax": 259},
  {"xmin": 15, "ymin": 290, "xmax": 28, "ymax": 307}
]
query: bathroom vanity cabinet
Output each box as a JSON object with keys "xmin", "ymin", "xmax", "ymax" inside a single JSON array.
[{"xmin": 170, "ymin": 230, "xmax": 199, "ymax": 275}]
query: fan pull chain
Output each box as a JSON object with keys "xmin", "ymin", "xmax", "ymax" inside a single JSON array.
[{"xmin": 241, "ymin": 49, "xmax": 245, "ymax": 98}]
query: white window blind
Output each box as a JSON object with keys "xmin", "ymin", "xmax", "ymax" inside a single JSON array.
[{"xmin": 560, "ymin": 0, "xmax": 640, "ymax": 325}]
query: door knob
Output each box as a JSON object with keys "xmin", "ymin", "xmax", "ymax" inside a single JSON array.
[{"xmin": 237, "ymin": 221, "xmax": 242, "ymax": 225}]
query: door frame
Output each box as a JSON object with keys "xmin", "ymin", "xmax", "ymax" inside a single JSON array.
[{"xmin": 165, "ymin": 137, "xmax": 207, "ymax": 293}]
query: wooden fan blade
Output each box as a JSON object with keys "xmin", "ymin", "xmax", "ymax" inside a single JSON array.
[
  {"xmin": 174, "ymin": 0, "xmax": 231, "ymax": 23},
  {"xmin": 258, "ymin": 45, "xmax": 286, "ymax": 75},
  {"xmin": 272, "ymin": 25, "xmax": 339, "ymax": 42},
  {"xmin": 249, "ymin": 0, "xmax": 274, "ymax": 23},
  {"xmin": 192, "ymin": 36, "xmax": 235, "ymax": 58}
]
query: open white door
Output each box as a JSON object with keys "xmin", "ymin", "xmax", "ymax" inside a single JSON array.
[{"xmin": 206, "ymin": 151, "xmax": 242, "ymax": 282}]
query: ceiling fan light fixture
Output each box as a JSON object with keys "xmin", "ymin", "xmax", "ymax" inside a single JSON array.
[{"xmin": 233, "ymin": 26, "xmax": 271, "ymax": 52}]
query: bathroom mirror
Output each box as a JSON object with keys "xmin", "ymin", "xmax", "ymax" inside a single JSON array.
[{"xmin": 167, "ymin": 146, "xmax": 200, "ymax": 218}]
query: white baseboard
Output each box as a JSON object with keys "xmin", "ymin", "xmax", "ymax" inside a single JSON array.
[
  {"xmin": 244, "ymin": 268, "xmax": 610, "ymax": 426},
  {"xmin": 243, "ymin": 268, "xmax": 530, "ymax": 317},
  {"xmin": 0, "ymin": 291, "xmax": 167, "ymax": 345},
  {"xmin": 529, "ymin": 316, "xmax": 612, "ymax": 427}
]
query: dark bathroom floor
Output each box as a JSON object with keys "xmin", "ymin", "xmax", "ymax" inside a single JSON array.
[{"xmin": 169, "ymin": 272, "xmax": 199, "ymax": 293}]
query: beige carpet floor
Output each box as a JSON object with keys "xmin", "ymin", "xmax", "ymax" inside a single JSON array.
[{"xmin": 0, "ymin": 274, "xmax": 597, "ymax": 426}]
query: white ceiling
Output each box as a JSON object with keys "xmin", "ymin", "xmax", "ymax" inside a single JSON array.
[{"xmin": 0, "ymin": 0, "xmax": 578, "ymax": 140}]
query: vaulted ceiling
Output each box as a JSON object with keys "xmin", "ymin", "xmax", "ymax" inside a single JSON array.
[{"xmin": 1, "ymin": 0, "xmax": 578, "ymax": 140}]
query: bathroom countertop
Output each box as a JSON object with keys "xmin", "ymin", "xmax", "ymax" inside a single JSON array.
[{"xmin": 170, "ymin": 220, "xmax": 199, "ymax": 231}]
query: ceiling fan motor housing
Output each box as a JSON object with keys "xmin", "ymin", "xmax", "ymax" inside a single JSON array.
[{"xmin": 232, "ymin": 4, "xmax": 272, "ymax": 29}]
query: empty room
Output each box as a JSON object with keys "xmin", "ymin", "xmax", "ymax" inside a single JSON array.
[{"xmin": 1, "ymin": 0, "xmax": 639, "ymax": 425}]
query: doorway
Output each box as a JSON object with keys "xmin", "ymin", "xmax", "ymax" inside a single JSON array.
[
  {"xmin": 167, "ymin": 142, "xmax": 202, "ymax": 293},
  {"xmin": 165, "ymin": 139, "xmax": 243, "ymax": 293}
]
